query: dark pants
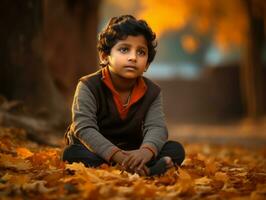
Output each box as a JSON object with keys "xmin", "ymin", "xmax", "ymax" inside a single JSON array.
[{"xmin": 62, "ymin": 141, "xmax": 185, "ymax": 168}]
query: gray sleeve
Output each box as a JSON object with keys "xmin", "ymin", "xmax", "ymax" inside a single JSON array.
[
  {"xmin": 141, "ymin": 92, "xmax": 168, "ymax": 155},
  {"xmin": 71, "ymin": 82, "xmax": 120, "ymax": 161}
]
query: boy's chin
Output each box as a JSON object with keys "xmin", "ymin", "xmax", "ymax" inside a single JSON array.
[
  {"xmin": 120, "ymin": 73, "xmax": 142, "ymax": 80},
  {"xmin": 122, "ymin": 76, "xmax": 139, "ymax": 80}
]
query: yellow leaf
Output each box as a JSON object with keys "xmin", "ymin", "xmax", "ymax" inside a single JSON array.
[
  {"xmin": 42, "ymin": 170, "xmax": 64, "ymax": 185},
  {"xmin": 66, "ymin": 162, "xmax": 87, "ymax": 172},
  {"xmin": 127, "ymin": 173, "xmax": 140, "ymax": 182},
  {"xmin": 22, "ymin": 180, "xmax": 55, "ymax": 193},
  {"xmin": 222, "ymin": 183, "xmax": 238, "ymax": 193},
  {"xmin": 229, "ymin": 167, "xmax": 246, "ymax": 172},
  {"xmin": 133, "ymin": 181, "xmax": 157, "ymax": 198},
  {"xmin": 9, "ymin": 174, "xmax": 30, "ymax": 187},
  {"xmin": 79, "ymin": 181, "xmax": 99, "ymax": 199},
  {"xmin": 194, "ymin": 176, "xmax": 212, "ymax": 185},
  {"xmin": 0, "ymin": 153, "xmax": 32, "ymax": 170},
  {"xmin": 236, "ymin": 172, "xmax": 248, "ymax": 177},
  {"xmin": 1, "ymin": 173, "xmax": 13, "ymax": 181}
]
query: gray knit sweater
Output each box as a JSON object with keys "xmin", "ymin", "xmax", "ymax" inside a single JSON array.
[{"xmin": 70, "ymin": 81, "xmax": 168, "ymax": 161}]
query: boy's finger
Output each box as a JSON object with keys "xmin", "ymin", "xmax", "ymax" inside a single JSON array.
[
  {"xmin": 127, "ymin": 156, "xmax": 138, "ymax": 169},
  {"xmin": 137, "ymin": 160, "xmax": 146, "ymax": 170},
  {"xmin": 122, "ymin": 156, "xmax": 130, "ymax": 168},
  {"xmin": 122, "ymin": 154, "xmax": 133, "ymax": 168},
  {"xmin": 131, "ymin": 158, "xmax": 142, "ymax": 169}
]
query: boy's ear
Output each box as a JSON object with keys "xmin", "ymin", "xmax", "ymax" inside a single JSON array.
[{"xmin": 100, "ymin": 52, "xmax": 109, "ymax": 65}]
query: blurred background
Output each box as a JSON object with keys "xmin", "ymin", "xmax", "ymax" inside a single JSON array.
[{"xmin": 0, "ymin": 0, "xmax": 265, "ymax": 145}]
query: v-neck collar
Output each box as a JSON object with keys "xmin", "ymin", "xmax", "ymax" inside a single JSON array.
[{"xmin": 101, "ymin": 67, "xmax": 147, "ymax": 119}]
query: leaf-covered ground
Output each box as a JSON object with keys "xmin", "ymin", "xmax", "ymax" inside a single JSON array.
[{"xmin": 0, "ymin": 126, "xmax": 265, "ymax": 200}]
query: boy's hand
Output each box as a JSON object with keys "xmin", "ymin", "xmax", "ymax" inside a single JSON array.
[
  {"xmin": 122, "ymin": 148, "xmax": 153, "ymax": 171},
  {"xmin": 111, "ymin": 150, "xmax": 128, "ymax": 165}
]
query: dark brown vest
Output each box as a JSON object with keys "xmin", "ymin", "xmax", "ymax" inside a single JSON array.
[{"xmin": 71, "ymin": 70, "xmax": 160, "ymax": 150}]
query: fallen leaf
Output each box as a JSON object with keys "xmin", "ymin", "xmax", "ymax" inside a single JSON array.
[
  {"xmin": 0, "ymin": 153, "xmax": 32, "ymax": 170},
  {"xmin": 250, "ymin": 184, "xmax": 266, "ymax": 200},
  {"xmin": 22, "ymin": 180, "xmax": 55, "ymax": 193},
  {"xmin": 178, "ymin": 168, "xmax": 191, "ymax": 180},
  {"xmin": 8, "ymin": 174, "xmax": 30, "ymax": 187},
  {"xmin": 194, "ymin": 176, "xmax": 212, "ymax": 185},
  {"xmin": 214, "ymin": 172, "xmax": 229, "ymax": 182},
  {"xmin": 175, "ymin": 168, "xmax": 194, "ymax": 194},
  {"xmin": 205, "ymin": 158, "xmax": 219, "ymax": 175},
  {"xmin": 16, "ymin": 147, "xmax": 34, "ymax": 159},
  {"xmin": 0, "ymin": 126, "xmax": 265, "ymax": 199},
  {"xmin": 236, "ymin": 172, "xmax": 248, "ymax": 177},
  {"xmin": 65, "ymin": 162, "xmax": 87, "ymax": 172},
  {"xmin": 1, "ymin": 173, "xmax": 13, "ymax": 181}
]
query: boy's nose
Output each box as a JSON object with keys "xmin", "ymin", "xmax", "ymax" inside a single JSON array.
[{"xmin": 128, "ymin": 52, "xmax": 137, "ymax": 62}]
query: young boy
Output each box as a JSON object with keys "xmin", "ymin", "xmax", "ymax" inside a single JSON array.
[{"xmin": 63, "ymin": 15, "xmax": 185, "ymax": 176}]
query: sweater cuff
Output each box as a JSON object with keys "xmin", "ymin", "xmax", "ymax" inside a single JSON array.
[
  {"xmin": 140, "ymin": 143, "xmax": 157, "ymax": 158},
  {"xmin": 104, "ymin": 146, "xmax": 121, "ymax": 162}
]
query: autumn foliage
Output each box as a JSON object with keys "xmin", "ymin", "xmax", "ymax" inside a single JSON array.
[
  {"xmin": 0, "ymin": 126, "xmax": 265, "ymax": 200},
  {"xmin": 137, "ymin": 0, "xmax": 261, "ymax": 50}
]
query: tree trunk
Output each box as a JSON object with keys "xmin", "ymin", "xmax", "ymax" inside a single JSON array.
[
  {"xmin": 0, "ymin": 0, "xmax": 102, "ymax": 129},
  {"xmin": 240, "ymin": 0, "xmax": 265, "ymax": 119},
  {"xmin": 43, "ymin": 0, "xmax": 101, "ymax": 101},
  {"xmin": 0, "ymin": 0, "xmax": 67, "ymax": 126}
]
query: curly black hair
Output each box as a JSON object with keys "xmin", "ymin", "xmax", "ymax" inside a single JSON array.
[{"xmin": 97, "ymin": 15, "xmax": 157, "ymax": 65}]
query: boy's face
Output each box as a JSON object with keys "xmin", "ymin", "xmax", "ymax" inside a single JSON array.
[{"xmin": 105, "ymin": 35, "xmax": 149, "ymax": 79}]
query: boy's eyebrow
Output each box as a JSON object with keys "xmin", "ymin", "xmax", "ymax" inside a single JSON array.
[{"xmin": 117, "ymin": 42, "xmax": 148, "ymax": 50}]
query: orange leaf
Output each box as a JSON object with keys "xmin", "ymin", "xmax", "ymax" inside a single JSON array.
[
  {"xmin": 6, "ymin": 174, "xmax": 30, "ymax": 187},
  {"xmin": 178, "ymin": 168, "xmax": 191, "ymax": 180},
  {"xmin": 175, "ymin": 168, "xmax": 194, "ymax": 194},
  {"xmin": 214, "ymin": 172, "xmax": 229, "ymax": 182},
  {"xmin": 205, "ymin": 158, "xmax": 219, "ymax": 175},
  {"xmin": 16, "ymin": 147, "xmax": 34, "ymax": 159},
  {"xmin": 0, "ymin": 153, "xmax": 32, "ymax": 170}
]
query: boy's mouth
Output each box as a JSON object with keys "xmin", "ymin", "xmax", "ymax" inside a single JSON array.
[{"xmin": 124, "ymin": 66, "xmax": 137, "ymax": 71}]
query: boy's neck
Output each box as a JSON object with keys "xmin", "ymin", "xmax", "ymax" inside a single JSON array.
[{"xmin": 108, "ymin": 69, "xmax": 137, "ymax": 92}]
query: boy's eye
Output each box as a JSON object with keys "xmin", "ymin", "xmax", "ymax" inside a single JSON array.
[
  {"xmin": 137, "ymin": 49, "xmax": 146, "ymax": 56},
  {"xmin": 119, "ymin": 47, "xmax": 128, "ymax": 53}
]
